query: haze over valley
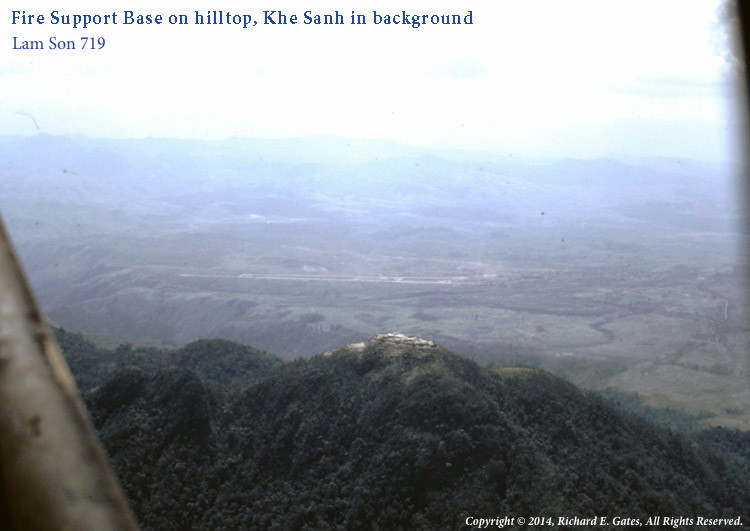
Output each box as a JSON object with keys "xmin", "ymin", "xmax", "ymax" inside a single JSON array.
[{"xmin": 1, "ymin": 133, "xmax": 747, "ymax": 428}]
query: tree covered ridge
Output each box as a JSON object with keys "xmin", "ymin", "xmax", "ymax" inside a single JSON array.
[
  {"xmin": 57, "ymin": 329, "xmax": 750, "ymax": 530},
  {"xmin": 56, "ymin": 328, "xmax": 282, "ymax": 393}
]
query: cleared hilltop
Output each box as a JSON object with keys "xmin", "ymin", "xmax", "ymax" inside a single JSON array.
[
  {"xmin": 59, "ymin": 330, "xmax": 750, "ymax": 530},
  {"xmin": 3, "ymin": 134, "xmax": 747, "ymax": 427}
]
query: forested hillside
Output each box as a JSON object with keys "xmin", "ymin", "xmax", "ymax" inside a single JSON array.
[
  {"xmin": 58, "ymin": 330, "xmax": 750, "ymax": 530},
  {"xmin": 6, "ymin": 135, "xmax": 746, "ymax": 428}
]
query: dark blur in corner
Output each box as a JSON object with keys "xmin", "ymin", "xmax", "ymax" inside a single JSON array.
[
  {"xmin": 733, "ymin": 0, "xmax": 750, "ymax": 379},
  {"xmin": 735, "ymin": 1, "xmax": 750, "ymax": 223}
]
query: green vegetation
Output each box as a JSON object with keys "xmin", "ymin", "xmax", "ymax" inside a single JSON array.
[
  {"xmin": 4, "ymin": 135, "xmax": 746, "ymax": 429},
  {"xmin": 60, "ymin": 332, "xmax": 750, "ymax": 530},
  {"xmin": 56, "ymin": 328, "xmax": 282, "ymax": 393},
  {"xmin": 46, "ymin": 258, "xmax": 749, "ymax": 428}
]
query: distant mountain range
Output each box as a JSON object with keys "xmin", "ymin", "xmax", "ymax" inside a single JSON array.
[
  {"xmin": 1, "ymin": 133, "xmax": 741, "ymax": 236},
  {"xmin": 58, "ymin": 330, "xmax": 750, "ymax": 530},
  {"xmin": 4, "ymin": 133, "xmax": 748, "ymax": 430}
]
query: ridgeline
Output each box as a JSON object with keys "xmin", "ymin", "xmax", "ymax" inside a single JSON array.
[{"xmin": 58, "ymin": 329, "xmax": 750, "ymax": 530}]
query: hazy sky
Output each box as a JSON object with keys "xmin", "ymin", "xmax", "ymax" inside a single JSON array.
[{"xmin": 1, "ymin": 0, "xmax": 742, "ymax": 160}]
